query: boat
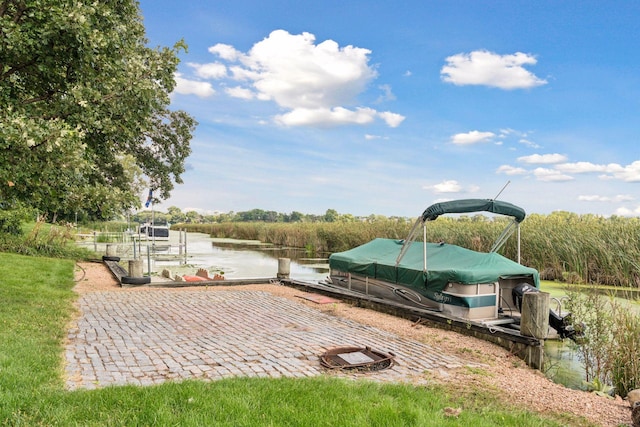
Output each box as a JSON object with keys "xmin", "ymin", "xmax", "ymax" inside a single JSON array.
[
  {"xmin": 325, "ymin": 199, "xmax": 575, "ymax": 337},
  {"xmin": 139, "ymin": 220, "xmax": 170, "ymax": 241}
]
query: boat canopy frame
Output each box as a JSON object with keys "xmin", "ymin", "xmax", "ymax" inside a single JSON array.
[{"xmin": 395, "ymin": 199, "xmax": 525, "ymax": 270}]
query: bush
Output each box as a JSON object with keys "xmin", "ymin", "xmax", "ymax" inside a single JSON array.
[
  {"xmin": 564, "ymin": 285, "xmax": 640, "ymax": 396},
  {"xmin": 0, "ymin": 207, "xmax": 31, "ymax": 235},
  {"xmin": 0, "ymin": 220, "xmax": 94, "ymax": 259}
]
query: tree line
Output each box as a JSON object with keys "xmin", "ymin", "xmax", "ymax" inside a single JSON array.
[{"xmin": 131, "ymin": 207, "xmax": 407, "ymax": 225}]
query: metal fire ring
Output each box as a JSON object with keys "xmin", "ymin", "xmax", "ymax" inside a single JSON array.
[{"xmin": 320, "ymin": 346, "xmax": 395, "ymax": 372}]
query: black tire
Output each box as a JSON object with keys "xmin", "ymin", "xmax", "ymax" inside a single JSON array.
[
  {"xmin": 121, "ymin": 276, "xmax": 151, "ymax": 285},
  {"xmin": 102, "ymin": 255, "xmax": 121, "ymax": 262}
]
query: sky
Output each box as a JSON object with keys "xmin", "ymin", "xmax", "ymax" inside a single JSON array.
[{"xmin": 137, "ymin": 0, "xmax": 640, "ymax": 218}]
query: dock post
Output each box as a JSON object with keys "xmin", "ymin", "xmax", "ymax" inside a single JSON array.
[
  {"xmin": 521, "ymin": 292, "xmax": 550, "ymax": 339},
  {"xmin": 277, "ymin": 258, "xmax": 291, "ymax": 279},
  {"xmin": 520, "ymin": 291, "xmax": 550, "ymax": 370},
  {"xmin": 128, "ymin": 259, "xmax": 144, "ymax": 278},
  {"xmin": 106, "ymin": 244, "xmax": 117, "ymax": 257},
  {"xmin": 146, "ymin": 245, "xmax": 151, "ymax": 276}
]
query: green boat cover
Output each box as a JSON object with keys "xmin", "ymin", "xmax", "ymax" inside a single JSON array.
[
  {"xmin": 329, "ymin": 238, "xmax": 539, "ymax": 292},
  {"xmin": 421, "ymin": 199, "xmax": 526, "ymax": 223}
]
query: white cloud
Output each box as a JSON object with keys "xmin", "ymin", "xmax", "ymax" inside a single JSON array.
[
  {"xmin": 425, "ymin": 180, "xmax": 463, "ymax": 193},
  {"xmin": 376, "ymin": 84, "xmax": 396, "ymax": 103},
  {"xmin": 614, "ymin": 206, "xmax": 640, "ymax": 216},
  {"xmin": 499, "ymin": 128, "xmax": 516, "ymax": 137},
  {"xmin": 208, "ymin": 43, "xmax": 242, "ymax": 61},
  {"xmin": 243, "ymin": 30, "xmax": 375, "ymax": 108},
  {"xmin": 441, "ymin": 50, "xmax": 548, "ymax": 90},
  {"xmin": 533, "ymin": 167, "xmax": 574, "ymax": 182},
  {"xmin": 555, "ymin": 161, "xmax": 607, "ymax": 173},
  {"xmin": 378, "ymin": 111, "xmax": 405, "ymax": 127},
  {"xmin": 497, "ymin": 158, "xmax": 640, "ymax": 184},
  {"xmin": 204, "ymin": 29, "xmax": 404, "ymax": 128},
  {"xmin": 517, "ymin": 153, "xmax": 567, "ymax": 164},
  {"xmin": 365, "ymin": 134, "xmax": 382, "ymax": 140},
  {"xmin": 519, "ymin": 139, "xmax": 541, "ymax": 149},
  {"xmin": 497, "ymin": 165, "xmax": 527, "ymax": 175},
  {"xmin": 556, "ymin": 160, "xmax": 640, "ymax": 181},
  {"xmin": 225, "ymin": 86, "xmax": 255, "ymax": 100},
  {"xmin": 451, "ymin": 130, "xmax": 495, "ymax": 145},
  {"xmin": 173, "ymin": 73, "xmax": 216, "ymax": 98},
  {"xmin": 578, "ymin": 195, "xmax": 608, "ymax": 202},
  {"xmin": 578, "ymin": 194, "xmax": 634, "ymax": 202},
  {"xmin": 275, "ymin": 107, "xmax": 377, "ymax": 127},
  {"xmin": 187, "ymin": 62, "xmax": 227, "ymax": 79},
  {"xmin": 611, "ymin": 161, "xmax": 640, "ymax": 182}
]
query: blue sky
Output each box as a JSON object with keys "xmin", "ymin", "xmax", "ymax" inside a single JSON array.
[{"xmin": 138, "ymin": 0, "xmax": 640, "ymax": 218}]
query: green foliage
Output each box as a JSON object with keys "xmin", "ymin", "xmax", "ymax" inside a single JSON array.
[
  {"xmin": 564, "ymin": 285, "xmax": 640, "ymax": 396},
  {"xmin": 0, "ymin": 0, "xmax": 196, "ymax": 221},
  {"xmin": 0, "ymin": 206, "xmax": 32, "ymax": 235},
  {"xmin": 180, "ymin": 220, "xmax": 410, "ymax": 253},
  {"xmin": 0, "ymin": 220, "xmax": 94, "ymax": 258},
  {"xmin": 564, "ymin": 285, "xmax": 615, "ymax": 385}
]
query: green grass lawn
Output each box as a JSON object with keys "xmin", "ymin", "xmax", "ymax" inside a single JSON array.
[{"xmin": 0, "ymin": 252, "xmax": 591, "ymax": 426}]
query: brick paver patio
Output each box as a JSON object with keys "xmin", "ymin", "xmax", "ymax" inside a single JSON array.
[{"xmin": 65, "ymin": 289, "xmax": 478, "ymax": 390}]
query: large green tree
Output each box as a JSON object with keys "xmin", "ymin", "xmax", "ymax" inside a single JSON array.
[{"xmin": 0, "ymin": 0, "xmax": 196, "ymax": 220}]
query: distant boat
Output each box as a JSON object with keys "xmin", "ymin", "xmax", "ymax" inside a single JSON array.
[{"xmin": 139, "ymin": 221, "xmax": 170, "ymax": 240}]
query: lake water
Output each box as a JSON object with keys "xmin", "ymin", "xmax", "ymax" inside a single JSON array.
[{"xmin": 144, "ymin": 231, "xmax": 330, "ymax": 282}]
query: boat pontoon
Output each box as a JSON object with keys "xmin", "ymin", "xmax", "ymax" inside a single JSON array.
[{"xmin": 326, "ymin": 199, "xmax": 575, "ymax": 337}]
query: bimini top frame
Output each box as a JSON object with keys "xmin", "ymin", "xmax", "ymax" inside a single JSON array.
[{"xmin": 395, "ymin": 199, "xmax": 526, "ymax": 270}]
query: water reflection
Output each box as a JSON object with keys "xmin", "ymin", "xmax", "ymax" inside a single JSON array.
[
  {"xmin": 148, "ymin": 233, "xmax": 329, "ymax": 282},
  {"xmin": 544, "ymin": 340, "xmax": 585, "ymax": 390}
]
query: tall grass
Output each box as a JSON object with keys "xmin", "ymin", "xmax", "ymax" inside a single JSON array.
[
  {"xmin": 521, "ymin": 213, "xmax": 640, "ymax": 287},
  {"xmin": 179, "ymin": 211, "xmax": 640, "ymax": 288},
  {"xmin": 0, "ymin": 221, "xmax": 95, "ymax": 259},
  {"xmin": 179, "ymin": 220, "xmax": 411, "ymax": 254}
]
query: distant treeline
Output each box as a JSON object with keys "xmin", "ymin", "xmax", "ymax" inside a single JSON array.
[
  {"xmin": 132, "ymin": 207, "xmax": 396, "ymax": 225},
  {"xmin": 169, "ymin": 210, "xmax": 640, "ymax": 288}
]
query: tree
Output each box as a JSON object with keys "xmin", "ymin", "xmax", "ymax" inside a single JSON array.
[
  {"xmin": 287, "ymin": 211, "xmax": 304, "ymax": 222},
  {"xmin": 185, "ymin": 210, "xmax": 200, "ymax": 223},
  {"xmin": 324, "ymin": 209, "xmax": 339, "ymax": 222},
  {"xmin": 166, "ymin": 206, "xmax": 186, "ymax": 223},
  {"xmin": 0, "ymin": 0, "xmax": 196, "ymax": 220}
]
